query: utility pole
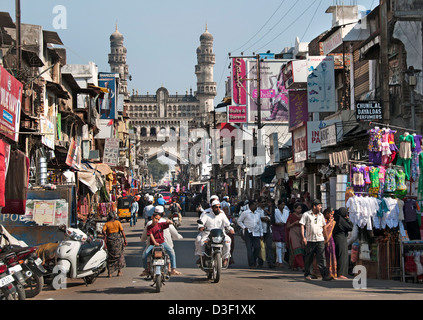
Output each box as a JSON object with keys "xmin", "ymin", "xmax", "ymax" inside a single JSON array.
[
  {"xmin": 380, "ymin": 0, "xmax": 390, "ymax": 124},
  {"xmin": 256, "ymin": 54, "xmax": 262, "ymax": 131},
  {"xmin": 15, "ymin": 0, "xmax": 22, "ymax": 71}
]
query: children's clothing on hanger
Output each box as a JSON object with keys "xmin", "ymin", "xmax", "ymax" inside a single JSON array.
[
  {"xmin": 368, "ymin": 127, "xmax": 382, "ymax": 165},
  {"xmin": 397, "ymin": 132, "xmax": 415, "ymax": 180}
]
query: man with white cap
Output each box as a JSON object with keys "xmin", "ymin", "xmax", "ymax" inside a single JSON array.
[
  {"xmin": 197, "ymin": 195, "xmax": 219, "ymax": 217},
  {"xmin": 143, "ymin": 195, "xmax": 155, "ymax": 226},
  {"xmin": 195, "ymin": 199, "xmax": 234, "ymax": 267},
  {"xmin": 140, "ymin": 206, "xmax": 183, "ymax": 277},
  {"xmin": 195, "ymin": 195, "xmax": 219, "ymax": 257}
]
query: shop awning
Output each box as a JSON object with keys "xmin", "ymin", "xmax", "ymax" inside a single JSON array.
[
  {"xmin": 46, "ymin": 81, "xmax": 70, "ymax": 99},
  {"xmin": 88, "ymin": 84, "xmax": 109, "ymax": 93},
  {"xmin": 78, "ymin": 164, "xmax": 104, "ymax": 193}
]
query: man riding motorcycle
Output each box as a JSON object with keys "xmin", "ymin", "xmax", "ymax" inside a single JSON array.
[{"xmin": 195, "ymin": 200, "xmax": 234, "ymax": 267}]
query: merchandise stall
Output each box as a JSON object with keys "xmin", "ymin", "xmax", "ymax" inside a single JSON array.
[{"xmin": 345, "ymin": 122, "xmax": 423, "ymax": 282}]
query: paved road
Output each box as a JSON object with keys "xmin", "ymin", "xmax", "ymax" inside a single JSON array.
[{"xmin": 32, "ymin": 213, "xmax": 423, "ymax": 303}]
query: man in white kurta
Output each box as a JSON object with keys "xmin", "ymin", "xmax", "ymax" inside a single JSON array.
[{"xmin": 196, "ymin": 200, "xmax": 234, "ymax": 266}]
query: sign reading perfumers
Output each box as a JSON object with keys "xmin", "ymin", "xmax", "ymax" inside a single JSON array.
[{"xmin": 356, "ymin": 101, "xmax": 382, "ymax": 121}]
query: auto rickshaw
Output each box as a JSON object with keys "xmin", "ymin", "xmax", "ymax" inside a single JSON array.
[{"xmin": 117, "ymin": 194, "xmax": 132, "ymax": 221}]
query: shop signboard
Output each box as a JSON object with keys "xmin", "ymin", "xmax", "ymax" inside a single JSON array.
[
  {"xmin": 307, "ymin": 120, "xmax": 339, "ymax": 154},
  {"xmin": 293, "ymin": 124, "xmax": 307, "ymax": 163},
  {"xmin": 288, "ymin": 90, "xmax": 308, "ymax": 130},
  {"xmin": 40, "ymin": 116, "xmax": 55, "ymax": 150},
  {"xmin": 320, "ymin": 123, "xmax": 338, "ymax": 147},
  {"xmin": 246, "ymin": 59, "xmax": 290, "ymax": 123},
  {"xmin": 307, "ymin": 56, "xmax": 336, "ymax": 113},
  {"xmin": 98, "ymin": 72, "xmax": 117, "ymax": 120},
  {"xmin": 356, "ymin": 101, "xmax": 382, "ymax": 121},
  {"xmin": 283, "ymin": 60, "xmax": 308, "ymax": 89},
  {"xmin": 0, "ymin": 65, "xmax": 23, "ymax": 142},
  {"xmin": 103, "ymin": 138, "xmax": 120, "ymax": 166},
  {"xmin": 287, "ymin": 160, "xmax": 295, "ymax": 176},
  {"xmin": 228, "ymin": 105, "xmax": 247, "ymax": 123}
]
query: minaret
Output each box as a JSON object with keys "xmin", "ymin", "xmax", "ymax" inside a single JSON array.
[
  {"xmin": 195, "ymin": 25, "xmax": 217, "ymax": 114},
  {"xmin": 108, "ymin": 24, "xmax": 129, "ymax": 98}
]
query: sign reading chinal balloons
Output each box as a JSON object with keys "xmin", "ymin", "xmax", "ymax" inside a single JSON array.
[{"xmin": 0, "ymin": 65, "xmax": 23, "ymax": 142}]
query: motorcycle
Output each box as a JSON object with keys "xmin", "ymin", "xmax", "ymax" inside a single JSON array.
[
  {"xmin": 171, "ymin": 213, "xmax": 181, "ymax": 229},
  {"xmin": 196, "ymin": 220, "xmax": 228, "ymax": 283},
  {"xmin": 51, "ymin": 225, "xmax": 107, "ymax": 289},
  {"xmin": 145, "ymin": 244, "xmax": 170, "ymax": 292},
  {"xmin": 0, "ymin": 230, "xmax": 46, "ymax": 298},
  {"xmin": 0, "ymin": 251, "xmax": 27, "ymax": 300},
  {"xmin": 0, "ymin": 258, "xmax": 24, "ymax": 300}
]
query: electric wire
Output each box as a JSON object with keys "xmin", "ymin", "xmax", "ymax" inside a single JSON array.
[
  {"xmin": 255, "ymin": 0, "xmax": 319, "ymax": 53},
  {"xmin": 299, "ymin": 0, "xmax": 323, "ymax": 42},
  {"xmin": 230, "ymin": 0, "xmax": 287, "ymax": 54},
  {"xmin": 242, "ymin": 1, "xmax": 300, "ymax": 54}
]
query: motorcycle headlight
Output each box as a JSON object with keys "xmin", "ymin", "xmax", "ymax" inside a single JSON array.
[{"xmin": 212, "ymin": 236, "xmax": 223, "ymax": 243}]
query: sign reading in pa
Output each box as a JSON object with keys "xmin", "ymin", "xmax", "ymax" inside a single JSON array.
[{"xmin": 356, "ymin": 101, "xmax": 382, "ymax": 121}]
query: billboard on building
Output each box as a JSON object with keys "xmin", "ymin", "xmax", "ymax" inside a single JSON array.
[
  {"xmin": 307, "ymin": 56, "xmax": 336, "ymax": 113},
  {"xmin": 0, "ymin": 65, "xmax": 23, "ymax": 142},
  {"xmin": 288, "ymin": 90, "xmax": 308, "ymax": 130},
  {"xmin": 98, "ymin": 72, "xmax": 117, "ymax": 120},
  {"xmin": 246, "ymin": 59, "xmax": 290, "ymax": 123}
]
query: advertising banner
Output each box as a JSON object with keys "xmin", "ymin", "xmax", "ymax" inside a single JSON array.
[
  {"xmin": 288, "ymin": 90, "xmax": 308, "ymax": 130},
  {"xmin": 0, "ymin": 65, "xmax": 23, "ymax": 142},
  {"xmin": 232, "ymin": 58, "xmax": 247, "ymax": 106},
  {"xmin": 98, "ymin": 72, "xmax": 117, "ymax": 120},
  {"xmin": 307, "ymin": 56, "xmax": 336, "ymax": 113},
  {"xmin": 247, "ymin": 59, "xmax": 289, "ymax": 123}
]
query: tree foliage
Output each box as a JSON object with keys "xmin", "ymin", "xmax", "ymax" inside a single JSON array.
[{"xmin": 149, "ymin": 159, "xmax": 169, "ymax": 182}]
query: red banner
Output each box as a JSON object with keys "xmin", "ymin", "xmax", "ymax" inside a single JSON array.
[
  {"xmin": 0, "ymin": 66, "xmax": 23, "ymax": 142},
  {"xmin": 232, "ymin": 58, "xmax": 247, "ymax": 105}
]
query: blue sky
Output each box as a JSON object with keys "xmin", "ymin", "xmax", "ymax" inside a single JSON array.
[{"xmin": 2, "ymin": 0, "xmax": 377, "ymax": 103}]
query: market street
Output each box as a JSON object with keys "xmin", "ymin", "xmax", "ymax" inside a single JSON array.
[{"xmin": 31, "ymin": 213, "xmax": 423, "ymax": 301}]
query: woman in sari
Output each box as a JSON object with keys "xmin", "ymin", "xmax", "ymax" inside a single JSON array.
[
  {"xmin": 285, "ymin": 203, "xmax": 305, "ymax": 270},
  {"xmin": 323, "ymin": 208, "xmax": 337, "ymax": 279},
  {"xmin": 102, "ymin": 212, "xmax": 127, "ymax": 277}
]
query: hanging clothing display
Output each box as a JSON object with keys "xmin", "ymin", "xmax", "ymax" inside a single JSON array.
[
  {"xmin": 0, "ymin": 139, "xmax": 8, "ymax": 208},
  {"xmin": 346, "ymin": 195, "xmax": 380, "ymax": 231},
  {"xmin": 2, "ymin": 150, "xmax": 30, "ymax": 215},
  {"xmin": 368, "ymin": 127, "xmax": 383, "ymax": 165},
  {"xmin": 397, "ymin": 133, "xmax": 415, "ymax": 181}
]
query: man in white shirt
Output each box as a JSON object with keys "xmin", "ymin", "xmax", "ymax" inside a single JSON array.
[
  {"xmin": 300, "ymin": 199, "xmax": 332, "ymax": 281},
  {"xmin": 237, "ymin": 200, "xmax": 263, "ymax": 269},
  {"xmin": 220, "ymin": 196, "xmax": 231, "ymax": 217},
  {"xmin": 196, "ymin": 200, "xmax": 234, "ymax": 267}
]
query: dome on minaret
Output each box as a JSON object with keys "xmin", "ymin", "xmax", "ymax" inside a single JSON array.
[
  {"xmin": 200, "ymin": 24, "xmax": 213, "ymax": 42},
  {"xmin": 110, "ymin": 24, "xmax": 124, "ymax": 45}
]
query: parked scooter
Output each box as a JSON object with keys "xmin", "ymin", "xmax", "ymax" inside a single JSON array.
[
  {"xmin": 196, "ymin": 220, "xmax": 228, "ymax": 283},
  {"xmin": 0, "ymin": 231, "xmax": 46, "ymax": 298},
  {"xmin": 144, "ymin": 244, "xmax": 170, "ymax": 293},
  {"xmin": 0, "ymin": 258, "xmax": 24, "ymax": 300},
  {"xmin": 51, "ymin": 225, "xmax": 107, "ymax": 289}
]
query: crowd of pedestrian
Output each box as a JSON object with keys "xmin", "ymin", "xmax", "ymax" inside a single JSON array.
[
  {"xmin": 101, "ymin": 188, "xmax": 354, "ymax": 282},
  {"xmin": 236, "ymin": 194, "xmax": 354, "ymax": 281}
]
